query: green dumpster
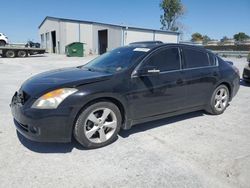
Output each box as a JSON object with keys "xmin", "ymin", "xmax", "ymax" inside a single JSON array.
[{"xmin": 65, "ymin": 42, "xmax": 84, "ymax": 57}]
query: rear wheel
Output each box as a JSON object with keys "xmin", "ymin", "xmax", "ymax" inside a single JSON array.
[
  {"xmin": 5, "ymin": 50, "xmax": 16, "ymax": 58},
  {"xmin": 17, "ymin": 50, "xmax": 27, "ymax": 58},
  {"xmin": 206, "ymin": 84, "xmax": 229, "ymax": 115},
  {"xmin": 74, "ymin": 101, "xmax": 122, "ymax": 149}
]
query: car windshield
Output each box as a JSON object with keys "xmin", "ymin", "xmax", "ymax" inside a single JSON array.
[{"xmin": 82, "ymin": 46, "xmax": 149, "ymax": 73}]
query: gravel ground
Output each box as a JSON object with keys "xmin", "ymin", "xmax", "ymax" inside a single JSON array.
[{"xmin": 0, "ymin": 54, "xmax": 249, "ymax": 188}]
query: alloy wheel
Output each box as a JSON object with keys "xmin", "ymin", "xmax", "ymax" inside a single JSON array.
[
  {"xmin": 84, "ymin": 108, "xmax": 117, "ymax": 143},
  {"xmin": 214, "ymin": 88, "xmax": 229, "ymax": 112}
]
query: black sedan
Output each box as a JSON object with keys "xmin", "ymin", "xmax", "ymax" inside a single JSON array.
[{"xmin": 11, "ymin": 43, "xmax": 240, "ymax": 148}]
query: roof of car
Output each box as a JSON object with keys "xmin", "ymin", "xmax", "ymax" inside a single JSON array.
[{"xmin": 128, "ymin": 42, "xmax": 208, "ymax": 52}]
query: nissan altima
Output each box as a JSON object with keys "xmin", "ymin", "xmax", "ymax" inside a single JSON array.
[{"xmin": 10, "ymin": 43, "xmax": 240, "ymax": 148}]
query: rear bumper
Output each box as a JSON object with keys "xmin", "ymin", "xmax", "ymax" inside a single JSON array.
[
  {"xmin": 11, "ymin": 101, "xmax": 76, "ymax": 143},
  {"xmin": 243, "ymin": 67, "xmax": 250, "ymax": 82},
  {"xmin": 233, "ymin": 76, "xmax": 240, "ymax": 98}
]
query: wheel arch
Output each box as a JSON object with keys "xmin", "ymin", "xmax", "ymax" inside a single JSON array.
[
  {"xmin": 71, "ymin": 96, "xmax": 128, "ymax": 139},
  {"xmin": 83, "ymin": 97, "xmax": 126, "ymax": 124},
  {"xmin": 216, "ymin": 81, "xmax": 232, "ymax": 100},
  {"xmin": 0, "ymin": 40, "xmax": 6, "ymax": 45}
]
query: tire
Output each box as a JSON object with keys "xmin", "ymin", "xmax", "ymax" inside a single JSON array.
[
  {"xmin": 0, "ymin": 40, "xmax": 6, "ymax": 46},
  {"xmin": 17, "ymin": 50, "xmax": 27, "ymax": 58},
  {"xmin": 74, "ymin": 101, "xmax": 122, "ymax": 149},
  {"xmin": 5, "ymin": 50, "xmax": 16, "ymax": 58},
  {"xmin": 206, "ymin": 84, "xmax": 230, "ymax": 115}
]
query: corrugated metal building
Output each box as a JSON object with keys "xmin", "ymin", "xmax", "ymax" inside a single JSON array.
[{"xmin": 39, "ymin": 16, "xmax": 180, "ymax": 55}]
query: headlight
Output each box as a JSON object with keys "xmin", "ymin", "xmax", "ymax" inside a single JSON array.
[{"xmin": 31, "ymin": 88, "xmax": 78, "ymax": 109}]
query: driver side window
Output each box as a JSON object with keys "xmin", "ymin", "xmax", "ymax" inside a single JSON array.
[{"xmin": 145, "ymin": 47, "xmax": 181, "ymax": 72}]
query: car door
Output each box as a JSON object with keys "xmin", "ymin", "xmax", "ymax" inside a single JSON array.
[
  {"xmin": 181, "ymin": 47, "xmax": 219, "ymax": 108},
  {"xmin": 127, "ymin": 47, "xmax": 187, "ymax": 120}
]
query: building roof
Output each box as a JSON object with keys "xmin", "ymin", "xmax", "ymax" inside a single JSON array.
[{"xmin": 39, "ymin": 16, "xmax": 180, "ymax": 35}]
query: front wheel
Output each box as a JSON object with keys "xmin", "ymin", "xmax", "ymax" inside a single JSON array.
[
  {"xmin": 74, "ymin": 101, "xmax": 122, "ymax": 149},
  {"xmin": 0, "ymin": 40, "xmax": 6, "ymax": 46},
  {"xmin": 206, "ymin": 85, "xmax": 230, "ymax": 115}
]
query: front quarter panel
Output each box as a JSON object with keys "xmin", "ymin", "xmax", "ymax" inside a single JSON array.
[{"xmin": 59, "ymin": 74, "xmax": 131, "ymax": 131}]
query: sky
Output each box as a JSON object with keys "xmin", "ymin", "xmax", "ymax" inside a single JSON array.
[{"xmin": 0, "ymin": 0, "xmax": 249, "ymax": 43}]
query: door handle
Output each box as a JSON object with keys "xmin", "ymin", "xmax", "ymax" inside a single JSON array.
[
  {"xmin": 176, "ymin": 78, "xmax": 183, "ymax": 85},
  {"xmin": 213, "ymin": 72, "xmax": 218, "ymax": 76}
]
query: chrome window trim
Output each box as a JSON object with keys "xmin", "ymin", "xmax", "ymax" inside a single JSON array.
[{"xmin": 159, "ymin": 64, "xmax": 218, "ymax": 74}]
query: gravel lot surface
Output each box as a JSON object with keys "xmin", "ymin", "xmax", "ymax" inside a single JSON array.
[{"xmin": 0, "ymin": 54, "xmax": 249, "ymax": 188}]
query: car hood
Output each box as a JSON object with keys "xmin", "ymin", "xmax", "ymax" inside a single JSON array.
[{"xmin": 21, "ymin": 67, "xmax": 112, "ymax": 97}]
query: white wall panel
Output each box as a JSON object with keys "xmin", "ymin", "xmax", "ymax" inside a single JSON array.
[
  {"xmin": 124, "ymin": 30, "xmax": 154, "ymax": 45},
  {"xmin": 80, "ymin": 23, "xmax": 93, "ymax": 56},
  {"xmin": 155, "ymin": 33, "xmax": 178, "ymax": 43},
  {"xmin": 65, "ymin": 22, "xmax": 79, "ymax": 45}
]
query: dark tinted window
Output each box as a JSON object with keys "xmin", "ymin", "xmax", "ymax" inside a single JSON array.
[
  {"xmin": 146, "ymin": 48, "xmax": 180, "ymax": 71},
  {"xmin": 183, "ymin": 48, "xmax": 210, "ymax": 68},
  {"xmin": 208, "ymin": 53, "xmax": 216, "ymax": 66}
]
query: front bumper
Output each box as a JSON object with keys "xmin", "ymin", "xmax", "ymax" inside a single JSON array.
[
  {"xmin": 243, "ymin": 67, "xmax": 250, "ymax": 82},
  {"xmin": 10, "ymin": 97, "xmax": 76, "ymax": 143}
]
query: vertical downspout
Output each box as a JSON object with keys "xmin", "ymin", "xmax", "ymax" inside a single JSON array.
[
  {"xmin": 58, "ymin": 20, "xmax": 61, "ymax": 54},
  {"xmin": 121, "ymin": 27, "xmax": 124, "ymax": 46},
  {"xmin": 79, "ymin": 23, "xmax": 81, "ymax": 42}
]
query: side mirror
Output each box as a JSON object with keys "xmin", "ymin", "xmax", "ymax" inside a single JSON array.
[{"xmin": 136, "ymin": 66, "xmax": 160, "ymax": 77}]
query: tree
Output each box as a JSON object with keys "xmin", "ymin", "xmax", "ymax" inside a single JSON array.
[
  {"xmin": 233, "ymin": 32, "xmax": 250, "ymax": 41},
  {"xmin": 220, "ymin": 36, "xmax": 229, "ymax": 43},
  {"xmin": 160, "ymin": 0, "xmax": 185, "ymax": 31},
  {"xmin": 191, "ymin": 33, "xmax": 203, "ymax": 42},
  {"xmin": 202, "ymin": 35, "xmax": 211, "ymax": 44}
]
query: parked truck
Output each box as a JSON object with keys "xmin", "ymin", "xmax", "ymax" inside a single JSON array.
[
  {"xmin": 0, "ymin": 33, "xmax": 46, "ymax": 58},
  {"xmin": 0, "ymin": 46, "xmax": 46, "ymax": 58},
  {"xmin": 0, "ymin": 33, "xmax": 8, "ymax": 46}
]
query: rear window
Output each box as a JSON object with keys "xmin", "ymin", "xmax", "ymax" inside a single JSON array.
[{"xmin": 183, "ymin": 48, "xmax": 210, "ymax": 68}]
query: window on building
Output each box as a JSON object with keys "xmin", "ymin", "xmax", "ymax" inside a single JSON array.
[
  {"xmin": 183, "ymin": 48, "xmax": 210, "ymax": 68},
  {"xmin": 145, "ymin": 47, "xmax": 180, "ymax": 72}
]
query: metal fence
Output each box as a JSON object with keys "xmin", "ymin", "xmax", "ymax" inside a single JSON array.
[{"xmin": 212, "ymin": 51, "xmax": 249, "ymax": 58}]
